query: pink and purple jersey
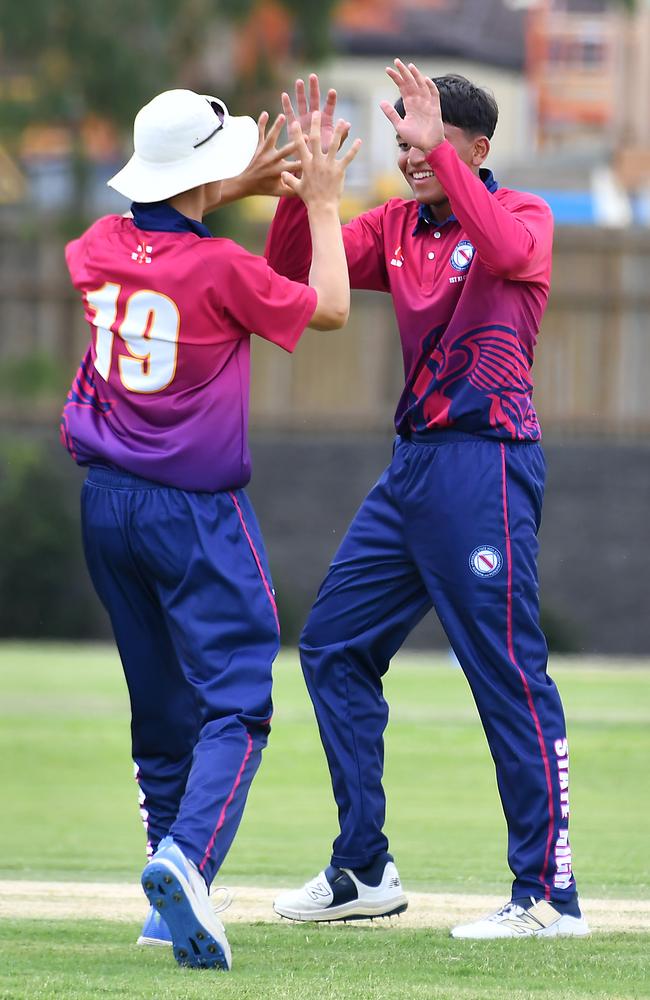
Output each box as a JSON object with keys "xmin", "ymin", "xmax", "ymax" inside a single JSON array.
[
  {"xmin": 265, "ymin": 139, "xmax": 553, "ymax": 441},
  {"xmin": 62, "ymin": 207, "xmax": 317, "ymax": 491}
]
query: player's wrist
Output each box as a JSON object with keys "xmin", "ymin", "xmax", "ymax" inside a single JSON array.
[
  {"xmin": 305, "ymin": 199, "xmax": 341, "ymax": 218},
  {"xmin": 218, "ymin": 176, "xmax": 245, "ymax": 206}
]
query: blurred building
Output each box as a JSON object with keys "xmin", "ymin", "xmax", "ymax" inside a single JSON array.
[
  {"xmin": 522, "ymin": 0, "xmax": 650, "ymax": 224},
  {"xmin": 287, "ymin": 0, "xmax": 650, "ymax": 225}
]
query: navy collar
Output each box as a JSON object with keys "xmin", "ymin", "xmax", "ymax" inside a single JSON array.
[
  {"xmin": 131, "ymin": 200, "xmax": 212, "ymax": 238},
  {"xmin": 412, "ymin": 168, "xmax": 499, "ymax": 235}
]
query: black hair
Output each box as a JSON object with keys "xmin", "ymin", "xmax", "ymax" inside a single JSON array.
[{"xmin": 394, "ymin": 74, "xmax": 498, "ymax": 139}]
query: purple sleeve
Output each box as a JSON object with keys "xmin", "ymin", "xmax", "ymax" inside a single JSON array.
[
  {"xmin": 265, "ymin": 197, "xmax": 390, "ymax": 292},
  {"xmin": 426, "ymin": 141, "xmax": 553, "ymax": 282}
]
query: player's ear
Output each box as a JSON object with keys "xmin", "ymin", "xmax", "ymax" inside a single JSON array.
[{"xmin": 471, "ymin": 136, "xmax": 490, "ymax": 167}]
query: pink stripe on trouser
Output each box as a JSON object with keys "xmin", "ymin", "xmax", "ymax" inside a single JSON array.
[
  {"xmin": 200, "ymin": 732, "xmax": 254, "ymax": 872},
  {"xmin": 228, "ymin": 491, "xmax": 280, "ymax": 632},
  {"xmin": 500, "ymin": 443, "xmax": 555, "ymax": 900}
]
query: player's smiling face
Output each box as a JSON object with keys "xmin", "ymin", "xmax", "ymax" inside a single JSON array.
[{"xmin": 397, "ymin": 123, "xmax": 483, "ymax": 210}]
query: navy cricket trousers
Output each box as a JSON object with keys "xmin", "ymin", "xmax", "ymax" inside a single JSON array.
[
  {"xmin": 300, "ymin": 433, "xmax": 576, "ymax": 904},
  {"xmin": 81, "ymin": 467, "xmax": 279, "ymax": 887}
]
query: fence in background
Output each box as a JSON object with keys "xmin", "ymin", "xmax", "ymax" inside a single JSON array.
[{"xmin": 1, "ymin": 225, "xmax": 649, "ymax": 436}]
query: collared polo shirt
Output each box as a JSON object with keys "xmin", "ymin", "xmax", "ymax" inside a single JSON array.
[
  {"xmin": 266, "ymin": 140, "xmax": 553, "ymax": 441},
  {"xmin": 62, "ymin": 202, "xmax": 317, "ymax": 491}
]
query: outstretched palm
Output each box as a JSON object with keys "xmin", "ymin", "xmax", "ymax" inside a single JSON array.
[
  {"xmin": 380, "ymin": 59, "xmax": 444, "ymax": 153},
  {"xmin": 281, "ymin": 74, "xmax": 348, "ymax": 153}
]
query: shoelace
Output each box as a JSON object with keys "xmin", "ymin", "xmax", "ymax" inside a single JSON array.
[
  {"xmin": 210, "ymin": 886, "xmax": 234, "ymax": 914},
  {"xmin": 491, "ymin": 897, "xmax": 537, "ymax": 922}
]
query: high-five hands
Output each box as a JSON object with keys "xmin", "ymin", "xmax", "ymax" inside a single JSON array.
[
  {"xmin": 281, "ymin": 74, "xmax": 350, "ymax": 153},
  {"xmin": 213, "ymin": 109, "xmax": 301, "ymax": 207},
  {"xmin": 380, "ymin": 59, "xmax": 445, "ymax": 154},
  {"xmin": 280, "ymin": 112, "xmax": 361, "ymax": 207}
]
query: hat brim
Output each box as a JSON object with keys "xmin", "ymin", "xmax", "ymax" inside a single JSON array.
[{"xmin": 107, "ymin": 114, "xmax": 259, "ymax": 203}]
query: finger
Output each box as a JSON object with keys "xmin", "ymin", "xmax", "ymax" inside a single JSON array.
[
  {"xmin": 281, "ymin": 92, "xmax": 297, "ymax": 127},
  {"xmin": 257, "ymin": 110, "xmax": 269, "ymax": 142},
  {"xmin": 339, "ymin": 137, "xmax": 362, "ymax": 169},
  {"xmin": 275, "ymin": 139, "xmax": 299, "ymax": 160},
  {"xmin": 279, "ymin": 159, "xmax": 301, "ymax": 174},
  {"xmin": 280, "ymin": 170, "xmax": 300, "ymax": 194},
  {"xmin": 407, "ymin": 62, "xmax": 428, "ymax": 88},
  {"xmin": 339, "ymin": 120, "xmax": 351, "ymax": 147},
  {"xmin": 264, "ymin": 113, "xmax": 286, "ymax": 149},
  {"xmin": 385, "ymin": 66, "xmax": 406, "ymax": 90},
  {"xmin": 308, "ymin": 109, "xmax": 322, "ymax": 156},
  {"xmin": 308, "ymin": 73, "xmax": 321, "ymax": 114},
  {"xmin": 323, "ymin": 87, "xmax": 337, "ymax": 122},
  {"xmin": 295, "ymin": 78, "xmax": 308, "ymax": 118},
  {"xmin": 326, "ymin": 118, "xmax": 348, "ymax": 158},
  {"xmin": 290, "ymin": 119, "xmax": 311, "ymax": 162},
  {"xmin": 425, "ymin": 77, "xmax": 441, "ymax": 106},
  {"xmin": 380, "ymin": 101, "xmax": 402, "ymax": 131},
  {"xmin": 394, "ymin": 58, "xmax": 416, "ymax": 87}
]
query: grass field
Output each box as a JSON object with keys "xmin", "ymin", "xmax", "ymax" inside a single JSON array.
[{"xmin": 1, "ymin": 642, "xmax": 649, "ymax": 998}]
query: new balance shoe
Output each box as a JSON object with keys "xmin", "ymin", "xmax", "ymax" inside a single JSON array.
[
  {"xmin": 137, "ymin": 905, "xmax": 172, "ymax": 946},
  {"xmin": 273, "ymin": 862, "xmax": 408, "ymax": 922},
  {"xmin": 141, "ymin": 836, "xmax": 232, "ymax": 969},
  {"xmin": 451, "ymin": 896, "xmax": 590, "ymax": 939}
]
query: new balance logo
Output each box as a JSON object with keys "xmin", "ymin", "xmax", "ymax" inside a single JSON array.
[
  {"xmin": 500, "ymin": 901, "xmax": 559, "ymax": 934},
  {"xmin": 131, "ymin": 243, "xmax": 153, "ymax": 264},
  {"xmin": 388, "ymin": 878, "xmax": 401, "ymax": 888},
  {"xmin": 307, "ymin": 882, "xmax": 332, "ymax": 901},
  {"xmin": 390, "ymin": 244, "xmax": 404, "ymax": 268}
]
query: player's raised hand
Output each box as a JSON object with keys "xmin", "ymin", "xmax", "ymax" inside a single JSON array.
[
  {"xmin": 280, "ymin": 113, "xmax": 361, "ymax": 208},
  {"xmin": 380, "ymin": 59, "xmax": 444, "ymax": 153},
  {"xmin": 281, "ymin": 74, "xmax": 350, "ymax": 153},
  {"xmin": 213, "ymin": 110, "xmax": 300, "ymax": 207}
]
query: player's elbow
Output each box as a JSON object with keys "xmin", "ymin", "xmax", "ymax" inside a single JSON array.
[
  {"xmin": 486, "ymin": 248, "xmax": 534, "ymax": 280},
  {"xmin": 308, "ymin": 302, "xmax": 350, "ymax": 331}
]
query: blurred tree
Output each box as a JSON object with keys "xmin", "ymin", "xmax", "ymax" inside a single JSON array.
[
  {"xmin": 0, "ymin": 0, "xmax": 337, "ymax": 215},
  {"xmin": 0, "ymin": 438, "xmax": 107, "ymax": 639},
  {"xmin": 0, "ymin": 0, "xmax": 213, "ymax": 214},
  {"xmin": 0, "ymin": 0, "xmax": 177, "ymax": 131},
  {"xmin": 281, "ymin": 0, "xmax": 338, "ymax": 61},
  {"xmin": 0, "ymin": 0, "xmax": 337, "ymax": 133}
]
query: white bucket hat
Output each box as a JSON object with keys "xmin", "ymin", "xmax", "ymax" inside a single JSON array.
[{"xmin": 107, "ymin": 89, "xmax": 259, "ymax": 202}]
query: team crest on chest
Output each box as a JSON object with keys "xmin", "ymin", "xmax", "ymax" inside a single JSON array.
[
  {"xmin": 450, "ymin": 240, "xmax": 475, "ymax": 272},
  {"xmin": 469, "ymin": 545, "xmax": 503, "ymax": 578}
]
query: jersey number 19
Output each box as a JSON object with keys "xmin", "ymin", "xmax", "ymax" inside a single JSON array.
[{"xmin": 86, "ymin": 283, "xmax": 180, "ymax": 394}]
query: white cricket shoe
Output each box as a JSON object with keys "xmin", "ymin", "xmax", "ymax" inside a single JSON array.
[
  {"xmin": 141, "ymin": 836, "xmax": 232, "ymax": 969},
  {"xmin": 451, "ymin": 897, "xmax": 590, "ymax": 939},
  {"xmin": 274, "ymin": 862, "xmax": 408, "ymax": 922}
]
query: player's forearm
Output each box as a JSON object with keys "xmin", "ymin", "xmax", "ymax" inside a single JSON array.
[
  {"xmin": 214, "ymin": 176, "xmax": 245, "ymax": 208},
  {"xmin": 306, "ymin": 205, "xmax": 350, "ymax": 330},
  {"xmin": 265, "ymin": 198, "xmax": 312, "ymax": 282},
  {"xmin": 203, "ymin": 175, "xmax": 250, "ymax": 213}
]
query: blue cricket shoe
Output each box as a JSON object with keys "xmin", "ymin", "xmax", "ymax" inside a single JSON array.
[
  {"xmin": 141, "ymin": 836, "xmax": 231, "ymax": 970},
  {"xmin": 137, "ymin": 905, "xmax": 172, "ymax": 946}
]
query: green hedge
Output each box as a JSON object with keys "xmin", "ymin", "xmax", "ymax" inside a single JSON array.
[{"xmin": 0, "ymin": 437, "xmax": 107, "ymax": 639}]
